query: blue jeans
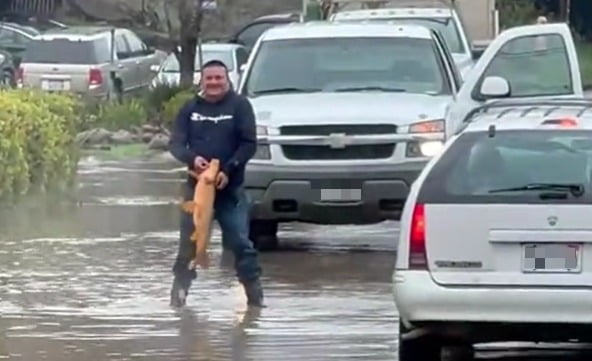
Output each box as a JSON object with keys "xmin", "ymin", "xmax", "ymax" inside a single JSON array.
[{"xmin": 172, "ymin": 184, "xmax": 262, "ymax": 286}]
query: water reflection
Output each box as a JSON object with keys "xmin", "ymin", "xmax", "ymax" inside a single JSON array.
[{"xmin": 0, "ymin": 155, "xmax": 590, "ymax": 360}]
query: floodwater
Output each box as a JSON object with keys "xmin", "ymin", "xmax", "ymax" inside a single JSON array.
[{"xmin": 0, "ymin": 153, "xmax": 591, "ymax": 360}]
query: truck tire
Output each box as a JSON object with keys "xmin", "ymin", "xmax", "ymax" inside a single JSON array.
[{"xmin": 249, "ymin": 220, "xmax": 278, "ymax": 251}]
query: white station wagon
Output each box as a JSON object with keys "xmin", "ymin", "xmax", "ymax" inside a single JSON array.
[{"xmin": 393, "ymin": 98, "xmax": 592, "ymax": 360}]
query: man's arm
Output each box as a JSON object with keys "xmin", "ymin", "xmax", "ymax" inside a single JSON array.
[
  {"xmin": 221, "ymin": 97, "xmax": 257, "ymax": 175},
  {"xmin": 168, "ymin": 101, "xmax": 197, "ymax": 167}
]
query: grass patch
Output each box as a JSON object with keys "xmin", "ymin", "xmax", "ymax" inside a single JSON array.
[{"xmin": 577, "ymin": 41, "xmax": 592, "ymax": 90}]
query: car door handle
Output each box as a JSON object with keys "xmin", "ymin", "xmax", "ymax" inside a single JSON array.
[{"xmin": 117, "ymin": 64, "xmax": 125, "ymax": 69}]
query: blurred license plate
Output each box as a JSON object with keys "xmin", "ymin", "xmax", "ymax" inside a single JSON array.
[
  {"xmin": 42, "ymin": 80, "xmax": 67, "ymax": 91},
  {"xmin": 522, "ymin": 243, "xmax": 581, "ymax": 273},
  {"xmin": 320, "ymin": 188, "xmax": 361, "ymax": 201}
]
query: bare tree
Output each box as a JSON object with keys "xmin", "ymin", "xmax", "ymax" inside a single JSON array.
[{"xmin": 163, "ymin": 0, "xmax": 204, "ymax": 88}]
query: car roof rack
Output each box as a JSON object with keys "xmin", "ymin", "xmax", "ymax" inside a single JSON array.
[{"xmin": 456, "ymin": 97, "xmax": 592, "ymax": 134}]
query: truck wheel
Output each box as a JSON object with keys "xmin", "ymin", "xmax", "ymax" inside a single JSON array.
[
  {"xmin": 398, "ymin": 321, "xmax": 443, "ymax": 361},
  {"xmin": 249, "ymin": 220, "xmax": 278, "ymax": 251}
]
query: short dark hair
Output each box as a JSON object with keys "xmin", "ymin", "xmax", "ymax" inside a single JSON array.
[{"xmin": 202, "ymin": 59, "xmax": 228, "ymax": 70}]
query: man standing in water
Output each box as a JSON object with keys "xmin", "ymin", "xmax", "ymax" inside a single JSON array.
[{"xmin": 168, "ymin": 59, "xmax": 264, "ymax": 308}]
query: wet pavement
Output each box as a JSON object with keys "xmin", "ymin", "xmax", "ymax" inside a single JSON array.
[{"xmin": 1, "ymin": 153, "xmax": 592, "ymax": 360}]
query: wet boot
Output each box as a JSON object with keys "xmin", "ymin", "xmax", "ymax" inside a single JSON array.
[
  {"xmin": 242, "ymin": 278, "xmax": 265, "ymax": 307},
  {"xmin": 170, "ymin": 276, "xmax": 191, "ymax": 308}
]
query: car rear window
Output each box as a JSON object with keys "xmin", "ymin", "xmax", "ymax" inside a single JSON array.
[
  {"xmin": 23, "ymin": 38, "xmax": 111, "ymax": 64},
  {"xmin": 417, "ymin": 129, "xmax": 592, "ymax": 204}
]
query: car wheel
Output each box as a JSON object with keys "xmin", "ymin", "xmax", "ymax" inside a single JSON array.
[
  {"xmin": 1, "ymin": 69, "xmax": 14, "ymax": 88},
  {"xmin": 398, "ymin": 321, "xmax": 443, "ymax": 361},
  {"xmin": 249, "ymin": 220, "xmax": 279, "ymax": 251}
]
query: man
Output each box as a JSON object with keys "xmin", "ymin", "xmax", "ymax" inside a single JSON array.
[{"xmin": 168, "ymin": 59, "xmax": 264, "ymax": 308}]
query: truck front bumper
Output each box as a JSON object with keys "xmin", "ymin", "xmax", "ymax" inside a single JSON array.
[{"xmin": 244, "ymin": 161, "xmax": 427, "ymax": 224}]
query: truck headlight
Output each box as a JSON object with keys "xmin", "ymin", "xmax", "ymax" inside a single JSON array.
[
  {"xmin": 406, "ymin": 119, "xmax": 444, "ymax": 158},
  {"xmin": 406, "ymin": 140, "xmax": 444, "ymax": 158},
  {"xmin": 253, "ymin": 125, "xmax": 271, "ymax": 160}
]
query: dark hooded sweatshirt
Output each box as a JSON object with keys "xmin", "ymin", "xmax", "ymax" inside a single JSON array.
[{"xmin": 168, "ymin": 90, "xmax": 257, "ymax": 192}]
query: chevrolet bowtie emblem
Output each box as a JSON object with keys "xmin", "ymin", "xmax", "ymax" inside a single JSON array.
[{"xmin": 326, "ymin": 133, "xmax": 349, "ymax": 149}]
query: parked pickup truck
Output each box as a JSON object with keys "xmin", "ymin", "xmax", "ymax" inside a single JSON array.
[
  {"xmin": 238, "ymin": 21, "xmax": 463, "ymax": 250},
  {"xmin": 330, "ymin": 5, "xmax": 478, "ymax": 79}
]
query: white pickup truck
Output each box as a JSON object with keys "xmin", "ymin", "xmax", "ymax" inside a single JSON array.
[
  {"xmin": 330, "ymin": 5, "xmax": 477, "ymax": 79},
  {"xmin": 238, "ymin": 20, "xmax": 583, "ymax": 251}
]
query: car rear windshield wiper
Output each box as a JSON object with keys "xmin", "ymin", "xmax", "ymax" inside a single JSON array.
[
  {"xmin": 251, "ymin": 87, "xmax": 322, "ymax": 96},
  {"xmin": 334, "ymin": 86, "xmax": 407, "ymax": 93},
  {"xmin": 488, "ymin": 183, "xmax": 586, "ymax": 197}
]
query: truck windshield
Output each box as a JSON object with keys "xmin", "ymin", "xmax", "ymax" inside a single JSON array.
[
  {"xmin": 243, "ymin": 36, "xmax": 451, "ymax": 97},
  {"xmin": 336, "ymin": 17, "xmax": 465, "ymax": 53}
]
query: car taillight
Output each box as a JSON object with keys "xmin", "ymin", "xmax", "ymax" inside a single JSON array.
[
  {"xmin": 88, "ymin": 68, "xmax": 102, "ymax": 87},
  {"xmin": 409, "ymin": 203, "xmax": 428, "ymax": 269}
]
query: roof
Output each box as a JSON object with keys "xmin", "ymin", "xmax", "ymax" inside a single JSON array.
[
  {"xmin": 198, "ymin": 42, "xmax": 243, "ymax": 51},
  {"xmin": 33, "ymin": 26, "xmax": 116, "ymax": 41},
  {"xmin": 260, "ymin": 21, "xmax": 434, "ymax": 41},
  {"xmin": 459, "ymin": 98, "xmax": 592, "ymax": 133},
  {"xmin": 253, "ymin": 12, "xmax": 301, "ymax": 22},
  {"xmin": 332, "ymin": 7, "xmax": 454, "ymax": 20}
]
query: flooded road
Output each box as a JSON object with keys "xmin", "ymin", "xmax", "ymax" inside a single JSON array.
[{"xmin": 1, "ymin": 153, "xmax": 591, "ymax": 360}]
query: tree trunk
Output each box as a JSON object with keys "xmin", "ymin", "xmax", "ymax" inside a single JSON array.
[
  {"xmin": 179, "ymin": 30, "xmax": 197, "ymax": 87},
  {"xmin": 177, "ymin": 0, "xmax": 202, "ymax": 88}
]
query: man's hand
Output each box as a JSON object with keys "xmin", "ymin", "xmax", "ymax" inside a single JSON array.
[
  {"xmin": 215, "ymin": 171, "xmax": 229, "ymax": 190},
  {"xmin": 193, "ymin": 156, "xmax": 209, "ymax": 173}
]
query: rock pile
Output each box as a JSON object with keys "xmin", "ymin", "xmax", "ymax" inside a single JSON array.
[{"xmin": 76, "ymin": 124, "xmax": 171, "ymax": 151}]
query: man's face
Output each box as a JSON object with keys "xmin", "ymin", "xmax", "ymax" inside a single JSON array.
[{"xmin": 201, "ymin": 65, "xmax": 229, "ymax": 98}]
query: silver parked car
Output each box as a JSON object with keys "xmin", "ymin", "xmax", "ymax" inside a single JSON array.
[
  {"xmin": 150, "ymin": 43, "xmax": 249, "ymax": 89},
  {"xmin": 17, "ymin": 26, "xmax": 166, "ymax": 98}
]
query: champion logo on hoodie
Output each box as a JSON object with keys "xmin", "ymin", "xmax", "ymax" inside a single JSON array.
[{"xmin": 190, "ymin": 112, "xmax": 233, "ymax": 124}]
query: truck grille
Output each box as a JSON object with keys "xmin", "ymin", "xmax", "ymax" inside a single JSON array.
[
  {"xmin": 279, "ymin": 124, "xmax": 397, "ymax": 160},
  {"xmin": 279, "ymin": 124, "xmax": 397, "ymax": 135},
  {"xmin": 282, "ymin": 144, "xmax": 395, "ymax": 160}
]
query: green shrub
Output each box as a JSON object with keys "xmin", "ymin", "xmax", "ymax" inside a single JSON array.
[
  {"xmin": 141, "ymin": 83, "xmax": 187, "ymax": 122},
  {"xmin": 0, "ymin": 89, "xmax": 80, "ymax": 201},
  {"xmin": 94, "ymin": 98, "xmax": 148, "ymax": 131},
  {"xmin": 497, "ymin": 0, "xmax": 542, "ymax": 30},
  {"xmin": 162, "ymin": 88, "xmax": 196, "ymax": 126}
]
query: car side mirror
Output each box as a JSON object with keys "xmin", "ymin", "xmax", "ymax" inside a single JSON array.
[
  {"xmin": 480, "ymin": 76, "xmax": 511, "ymax": 99},
  {"xmin": 150, "ymin": 64, "xmax": 160, "ymax": 72},
  {"xmin": 239, "ymin": 63, "xmax": 247, "ymax": 73}
]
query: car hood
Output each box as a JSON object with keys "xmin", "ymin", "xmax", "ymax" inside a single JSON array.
[
  {"xmin": 250, "ymin": 92, "xmax": 451, "ymax": 127},
  {"xmin": 151, "ymin": 71, "xmax": 240, "ymax": 89}
]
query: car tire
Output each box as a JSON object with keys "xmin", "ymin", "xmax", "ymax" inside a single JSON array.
[
  {"xmin": 398, "ymin": 321, "xmax": 443, "ymax": 361},
  {"xmin": 1, "ymin": 69, "xmax": 14, "ymax": 88},
  {"xmin": 249, "ymin": 220, "xmax": 279, "ymax": 251}
]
